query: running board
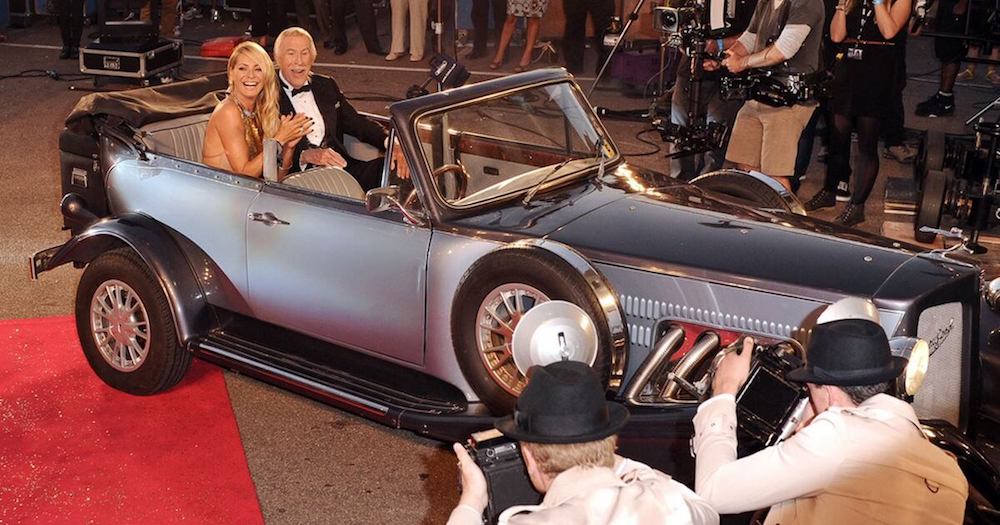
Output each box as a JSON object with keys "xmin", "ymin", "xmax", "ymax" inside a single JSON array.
[{"xmin": 189, "ymin": 326, "xmax": 495, "ymax": 441}]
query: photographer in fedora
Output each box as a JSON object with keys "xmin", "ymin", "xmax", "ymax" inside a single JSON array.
[
  {"xmin": 447, "ymin": 360, "xmax": 718, "ymax": 525},
  {"xmin": 693, "ymin": 318, "xmax": 968, "ymax": 523}
]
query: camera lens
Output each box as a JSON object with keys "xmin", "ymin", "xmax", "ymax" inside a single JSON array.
[{"xmin": 663, "ymin": 12, "xmax": 677, "ymax": 27}]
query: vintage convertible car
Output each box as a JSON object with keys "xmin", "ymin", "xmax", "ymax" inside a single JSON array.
[{"xmin": 32, "ymin": 69, "xmax": 1000, "ymax": 518}]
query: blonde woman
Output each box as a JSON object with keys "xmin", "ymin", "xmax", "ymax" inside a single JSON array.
[{"xmin": 202, "ymin": 41, "xmax": 312, "ymax": 179}]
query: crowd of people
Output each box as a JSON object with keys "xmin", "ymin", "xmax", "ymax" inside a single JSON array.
[{"xmin": 446, "ymin": 315, "xmax": 969, "ymax": 524}]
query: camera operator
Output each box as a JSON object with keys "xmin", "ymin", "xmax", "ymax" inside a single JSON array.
[
  {"xmin": 670, "ymin": 0, "xmax": 759, "ymax": 181},
  {"xmin": 693, "ymin": 319, "xmax": 968, "ymax": 523},
  {"xmin": 447, "ymin": 360, "xmax": 718, "ymax": 525},
  {"xmin": 709, "ymin": 0, "xmax": 825, "ymax": 190}
]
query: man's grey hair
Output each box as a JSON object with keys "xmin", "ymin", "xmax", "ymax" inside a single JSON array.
[
  {"xmin": 273, "ymin": 27, "xmax": 317, "ymax": 61},
  {"xmin": 841, "ymin": 381, "xmax": 892, "ymax": 405}
]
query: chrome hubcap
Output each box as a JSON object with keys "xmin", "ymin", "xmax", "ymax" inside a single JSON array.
[
  {"xmin": 475, "ymin": 283, "xmax": 550, "ymax": 396},
  {"xmin": 90, "ymin": 279, "xmax": 150, "ymax": 372}
]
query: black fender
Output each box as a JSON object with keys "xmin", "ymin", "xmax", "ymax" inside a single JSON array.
[
  {"xmin": 922, "ymin": 419, "xmax": 1000, "ymax": 510},
  {"xmin": 32, "ymin": 213, "xmax": 214, "ymax": 345},
  {"xmin": 504, "ymin": 238, "xmax": 628, "ymax": 392}
]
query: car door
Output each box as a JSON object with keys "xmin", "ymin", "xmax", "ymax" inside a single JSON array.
[{"xmin": 244, "ymin": 184, "xmax": 430, "ymax": 365}]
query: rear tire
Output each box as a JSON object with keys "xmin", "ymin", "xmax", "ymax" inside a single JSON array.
[
  {"xmin": 451, "ymin": 248, "xmax": 612, "ymax": 414},
  {"xmin": 75, "ymin": 248, "xmax": 191, "ymax": 395}
]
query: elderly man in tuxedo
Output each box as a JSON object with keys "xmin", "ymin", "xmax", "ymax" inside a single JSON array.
[{"xmin": 273, "ymin": 27, "xmax": 405, "ymax": 191}]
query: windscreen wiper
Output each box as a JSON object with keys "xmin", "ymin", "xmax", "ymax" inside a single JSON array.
[{"xmin": 522, "ymin": 157, "xmax": 575, "ymax": 206}]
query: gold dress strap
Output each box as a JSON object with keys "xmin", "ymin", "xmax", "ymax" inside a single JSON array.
[{"xmin": 231, "ymin": 96, "xmax": 263, "ymax": 159}]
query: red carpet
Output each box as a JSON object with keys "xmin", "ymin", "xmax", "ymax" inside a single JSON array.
[{"xmin": 0, "ymin": 316, "xmax": 263, "ymax": 524}]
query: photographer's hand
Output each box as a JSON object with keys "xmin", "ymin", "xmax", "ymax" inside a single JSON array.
[
  {"xmin": 712, "ymin": 337, "xmax": 754, "ymax": 395},
  {"xmin": 452, "ymin": 443, "xmax": 489, "ymax": 514}
]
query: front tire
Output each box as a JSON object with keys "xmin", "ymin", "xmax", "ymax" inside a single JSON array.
[
  {"xmin": 75, "ymin": 248, "xmax": 191, "ymax": 395},
  {"xmin": 451, "ymin": 248, "xmax": 613, "ymax": 414}
]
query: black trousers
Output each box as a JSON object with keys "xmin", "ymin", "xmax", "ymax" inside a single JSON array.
[
  {"xmin": 471, "ymin": 0, "xmax": 505, "ymax": 52},
  {"xmin": 562, "ymin": 0, "xmax": 613, "ymax": 74},
  {"xmin": 55, "ymin": 0, "xmax": 86, "ymax": 47},
  {"xmin": 346, "ymin": 157, "xmax": 385, "ymax": 191},
  {"xmin": 251, "ymin": 0, "xmax": 287, "ymax": 38},
  {"xmin": 331, "ymin": 0, "xmax": 381, "ymax": 51}
]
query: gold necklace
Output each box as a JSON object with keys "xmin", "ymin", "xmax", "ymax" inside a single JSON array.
[{"xmin": 231, "ymin": 95, "xmax": 263, "ymax": 158}]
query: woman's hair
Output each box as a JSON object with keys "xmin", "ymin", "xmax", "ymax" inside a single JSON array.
[
  {"xmin": 520, "ymin": 435, "xmax": 617, "ymax": 478},
  {"xmin": 227, "ymin": 41, "xmax": 280, "ymax": 138}
]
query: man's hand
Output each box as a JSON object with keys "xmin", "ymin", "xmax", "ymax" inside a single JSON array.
[
  {"xmin": 712, "ymin": 337, "xmax": 754, "ymax": 396},
  {"xmin": 391, "ymin": 138, "xmax": 410, "ymax": 180},
  {"xmin": 301, "ymin": 148, "xmax": 347, "ymax": 168},
  {"xmin": 453, "ymin": 443, "xmax": 488, "ymax": 514},
  {"xmin": 722, "ymin": 50, "xmax": 749, "ymax": 74}
]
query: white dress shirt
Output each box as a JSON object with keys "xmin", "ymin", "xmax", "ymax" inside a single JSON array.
[
  {"xmin": 446, "ymin": 454, "xmax": 718, "ymax": 525},
  {"xmin": 693, "ymin": 393, "xmax": 968, "ymax": 524},
  {"xmin": 279, "ymin": 71, "xmax": 325, "ymax": 148}
]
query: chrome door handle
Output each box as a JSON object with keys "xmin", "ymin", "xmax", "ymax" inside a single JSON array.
[{"xmin": 249, "ymin": 212, "xmax": 290, "ymax": 226}]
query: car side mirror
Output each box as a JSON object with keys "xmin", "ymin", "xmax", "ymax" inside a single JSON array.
[
  {"xmin": 365, "ymin": 186, "xmax": 426, "ymax": 226},
  {"xmin": 366, "ymin": 185, "xmax": 401, "ymax": 213}
]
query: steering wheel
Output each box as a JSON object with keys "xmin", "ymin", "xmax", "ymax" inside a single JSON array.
[{"xmin": 403, "ymin": 162, "xmax": 471, "ymax": 209}]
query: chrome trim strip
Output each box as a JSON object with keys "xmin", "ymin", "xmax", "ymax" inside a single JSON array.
[
  {"xmin": 625, "ymin": 325, "xmax": 683, "ymax": 406},
  {"xmin": 197, "ymin": 342, "xmax": 390, "ymax": 414}
]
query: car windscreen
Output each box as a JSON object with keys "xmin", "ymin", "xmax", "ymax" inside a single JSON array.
[{"xmin": 413, "ymin": 82, "xmax": 616, "ymax": 208}]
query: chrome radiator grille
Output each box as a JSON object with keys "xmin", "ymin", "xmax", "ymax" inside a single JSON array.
[{"xmin": 913, "ymin": 302, "xmax": 964, "ymax": 427}]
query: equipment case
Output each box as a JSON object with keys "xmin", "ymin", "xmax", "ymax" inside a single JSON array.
[{"xmin": 80, "ymin": 38, "xmax": 183, "ymax": 81}]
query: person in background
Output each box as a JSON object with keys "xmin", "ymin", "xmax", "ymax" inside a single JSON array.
[
  {"xmin": 694, "ymin": 320, "xmax": 967, "ymax": 523},
  {"xmin": 141, "ymin": 0, "xmax": 180, "ymax": 38},
  {"xmin": 490, "ymin": 0, "xmax": 548, "ymax": 71},
  {"xmin": 202, "ymin": 42, "xmax": 311, "ymax": 178},
  {"xmin": 468, "ymin": 0, "xmax": 506, "ymax": 59},
  {"xmin": 803, "ymin": 0, "xmax": 911, "ymax": 226},
  {"xmin": 447, "ymin": 360, "xmax": 719, "ymax": 525},
  {"xmin": 669, "ymin": 0, "xmax": 757, "ymax": 181},
  {"xmin": 562, "ymin": 0, "xmax": 612, "ymax": 75},
  {"xmin": 329, "ymin": 0, "xmax": 385, "ymax": 54},
  {"xmin": 55, "ymin": 0, "xmax": 85, "ymax": 59},
  {"xmin": 913, "ymin": 0, "xmax": 965, "ymax": 117},
  {"xmin": 250, "ymin": 0, "xmax": 287, "ymax": 49},
  {"xmin": 386, "ymin": 0, "xmax": 428, "ymax": 61}
]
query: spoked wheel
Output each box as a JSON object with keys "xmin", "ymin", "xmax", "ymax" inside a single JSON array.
[
  {"xmin": 76, "ymin": 248, "xmax": 191, "ymax": 395},
  {"xmin": 690, "ymin": 169, "xmax": 806, "ymax": 215},
  {"xmin": 452, "ymin": 248, "xmax": 613, "ymax": 413},
  {"xmin": 474, "ymin": 283, "xmax": 551, "ymax": 397}
]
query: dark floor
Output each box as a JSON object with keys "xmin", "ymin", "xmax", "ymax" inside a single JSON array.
[{"xmin": 1, "ymin": 13, "xmax": 1000, "ymax": 524}]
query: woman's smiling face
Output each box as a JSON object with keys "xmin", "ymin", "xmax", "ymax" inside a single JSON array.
[{"xmin": 230, "ymin": 54, "xmax": 265, "ymax": 101}]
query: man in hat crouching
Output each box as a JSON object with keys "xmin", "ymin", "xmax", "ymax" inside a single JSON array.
[
  {"xmin": 694, "ymin": 319, "xmax": 968, "ymax": 523},
  {"xmin": 447, "ymin": 360, "xmax": 718, "ymax": 525}
]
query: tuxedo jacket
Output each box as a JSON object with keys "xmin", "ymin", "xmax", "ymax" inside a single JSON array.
[{"xmin": 277, "ymin": 73, "xmax": 387, "ymax": 172}]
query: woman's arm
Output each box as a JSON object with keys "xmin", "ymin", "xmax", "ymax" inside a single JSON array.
[
  {"xmin": 875, "ymin": 0, "xmax": 912, "ymax": 39},
  {"xmin": 830, "ymin": 1, "xmax": 848, "ymax": 43},
  {"xmin": 214, "ymin": 104, "xmax": 265, "ymax": 178}
]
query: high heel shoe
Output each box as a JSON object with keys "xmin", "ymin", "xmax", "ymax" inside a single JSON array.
[
  {"xmin": 514, "ymin": 61, "xmax": 530, "ymax": 73},
  {"xmin": 489, "ymin": 59, "xmax": 503, "ymax": 70}
]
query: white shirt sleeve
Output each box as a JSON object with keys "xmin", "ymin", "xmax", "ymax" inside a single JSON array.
[
  {"xmin": 773, "ymin": 24, "xmax": 812, "ymax": 60},
  {"xmin": 737, "ymin": 31, "xmax": 759, "ymax": 53},
  {"xmin": 692, "ymin": 395, "xmax": 845, "ymax": 514},
  {"xmin": 446, "ymin": 504, "xmax": 484, "ymax": 525}
]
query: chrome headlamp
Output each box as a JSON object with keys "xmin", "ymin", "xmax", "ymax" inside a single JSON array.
[{"xmin": 889, "ymin": 336, "xmax": 930, "ymax": 397}]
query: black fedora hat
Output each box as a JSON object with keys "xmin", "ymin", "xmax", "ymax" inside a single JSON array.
[
  {"xmin": 495, "ymin": 361, "xmax": 629, "ymax": 444},
  {"xmin": 787, "ymin": 318, "xmax": 907, "ymax": 386}
]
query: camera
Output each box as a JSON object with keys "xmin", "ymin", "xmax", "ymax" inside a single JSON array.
[
  {"xmin": 464, "ymin": 429, "xmax": 541, "ymax": 524},
  {"xmin": 734, "ymin": 342, "xmax": 810, "ymax": 447},
  {"xmin": 655, "ymin": 6, "xmax": 701, "ymax": 34}
]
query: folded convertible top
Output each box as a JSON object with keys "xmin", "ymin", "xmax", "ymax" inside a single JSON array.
[{"xmin": 65, "ymin": 74, "xmax": 229, "ymax": 133}]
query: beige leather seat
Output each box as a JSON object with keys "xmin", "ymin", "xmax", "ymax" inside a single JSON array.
[
  {"xmin": 283, "ymin": 166, "xmax": 366, "ymax": 200},
  {"xmin": 140, "ymin": 113, "xmax": 211, "ymax": 162}
]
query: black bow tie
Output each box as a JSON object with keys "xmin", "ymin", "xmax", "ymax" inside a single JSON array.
[{"xmin": 290, "ymin": 84, "xmax": 312, "ymax": 97}]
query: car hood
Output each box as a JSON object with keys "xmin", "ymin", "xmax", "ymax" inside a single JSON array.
[
  {"xmin": 446, "ymin": 164, "xmax": 971, "ymax": 300},
  {"xmin": 544, "ymin": 173, "xmax": 964, "ymax": 300}
]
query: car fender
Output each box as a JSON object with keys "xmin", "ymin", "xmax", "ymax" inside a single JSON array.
[
  {"xmin": 35, "ymin": 213, "xmax": 214, "ymax": 346},
  {"xmin": 922, "ymin": 419, "xmax": 1000, "ymax": 509},
  {"xmin": 505, "ymin": 238, "xmax": 628, "ymax": 391}
]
